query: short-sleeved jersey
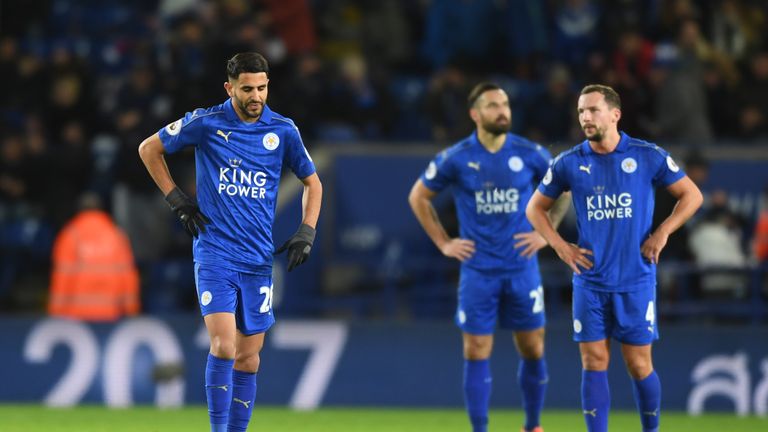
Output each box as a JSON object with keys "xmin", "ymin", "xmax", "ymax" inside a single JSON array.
[
  {"xmin": 421, "ymin": 132, "xmax": 551, "ymax": 275},
  {"xmin": 538, "ymin": 132, "xmax": 685, "ymax": 291},
  {"xmin": 158, "ymin": 100, "xmax": 315, "ymax": 275}
]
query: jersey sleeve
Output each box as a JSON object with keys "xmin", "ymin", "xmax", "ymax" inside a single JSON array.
[
  {"xmin": 537, "ymin": 154, "xmax": 568, "ymax": 198},
  {"xmin": 529, "ymin": 144, "xmax": 553, "ymax": 183},
  {"xmin": 284, "ymin": 125, "xmax": 316, "ymax": 179},
  {"xmin": 158, "ymin": 110, "xmax": 205, "ymax": 154},
  {"xmin": 420, "ymin": 150, "xmax": 455, "ymax": 193},
  {"xmin": 650, "ymin": 147, "xmax": 686, "ymax": 188}
]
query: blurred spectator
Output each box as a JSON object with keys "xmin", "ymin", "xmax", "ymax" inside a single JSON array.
[
  {"xmin": 424, "ymin": 65, "xmax": 472, "ymax": 143},
  {"xmin": 688, "ymin": 189, "xmax": 748, "ymax": 298},
  {"xmin": 651, "ymin": 20, "xmax": 714, "ymax": 145},
  {"xmin": 524, "ymin": 64, "xmax": 574, "ymax": 143},
  {"xmin": 319, "ymin": 53, "xmax": 395, "ymax": 140},
  {"xmin": 659, "ymin": 0, "xmax": 702, "ymax": 40},
  {"xmin": 703, "ymin": 60, "xmax": 739, "ymax": 138},
  {"xmin": 45, "ymin": 120, "xmax": 93, "ymax": 228},
  {"xmin": 708, "ymin": 0, "xmax": 765, "ymax": 64},
  {"xmin": 653, "ymin": 152, "xmax": 709, "ymax": 262},
  {"xmin": 359, "ymin": 0, "xmax": 411, "ymax": 69},
  {"xmin": 500, "ymin": 0, "xmax": 548, "ymax": 77},
  {"xmin": 420, "ymin": 0, "xmax": 498, "ymax": 71},
  {"xmin": 262, "ymin": 0, "xmax": 317, "ymax": 56},
  {"xmin": 735, "ymin": 51, "xmax": 768, "ymax": 141},
  {"xmin": 48, "ymin": 193, "xmax": 140, "ymax": 321},
  {"xmin": 551, "ymin": 0, "xmax": 601, "ymax": 69}
]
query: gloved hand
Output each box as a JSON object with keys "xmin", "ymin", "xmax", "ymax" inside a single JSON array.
[
  {"xmin": 165, "ymin": 187, "xmax": 210, "ymax": 237},
  {"xmin": 275, "ymin": 223, "xmax": 316, "ymax": 271}
]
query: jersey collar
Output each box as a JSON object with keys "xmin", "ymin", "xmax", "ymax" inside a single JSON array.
[
  {"xmin": 580, "ymin": 131, "xmax": 629, "ymax": 155},
  {"xmin": 225, "ymin": 99, "xmax": 274, "ymax": 125},
  {"xmin": 471, "ymin": 130, "xmax": 509, "ymax": 154}
]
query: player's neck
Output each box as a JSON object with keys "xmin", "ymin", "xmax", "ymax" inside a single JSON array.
[
  {"xmin": 588, "ymin": 129, "xmax": 621, "ymax": 154},
  {"xmin": 476, "ymin": 129, "xmax": 507, "ymax": 154}
]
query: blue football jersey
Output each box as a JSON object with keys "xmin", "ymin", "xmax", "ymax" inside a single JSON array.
[
  {"xmin": 421, "ymin": 132, "xmax": 551, "ymax": 274},
  {"xmin": 158, "ymin": 100, "xmax": 316, "ymax": 275},
  {"xmin": 538, "ymin": 132, "xmax": 685, "ymax": 291}
]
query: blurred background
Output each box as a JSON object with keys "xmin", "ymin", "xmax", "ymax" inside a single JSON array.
[{"xmin": 1, "ymin": 0, "xmax": 768, "ymax": 417}]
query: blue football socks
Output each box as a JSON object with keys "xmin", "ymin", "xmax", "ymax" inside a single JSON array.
[
  {"xmin": 463, "ymin": 359, "xmax": 492, "ymax": 432},
  {"xmin": 632, "ymin": 370, "xmax": 661, "ymax": 432},
  {"xmin": 519, "ymin": 358, "xmax": 548, "ymax": 431},
  {"xmin": 582, "ymin": 370, "xmax": 610, "ymax": 432},
  {"xmin": 205, "ymin": 354, "xmax": 234, "ymax": 432},
  {"xmin": 227, "ymin": 369, "xmax": 257, "ymax": 432}
]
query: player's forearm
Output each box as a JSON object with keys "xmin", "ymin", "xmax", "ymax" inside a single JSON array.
[
  {"xmin": 409, "ymin": 196, "xmax": 450, "ymax": 250},
  {"xmin": 300, "ymin": 174, "xmax": 322, "ymax": 229},
  {"xmin": 138, "ymin": 134, "xmax": 177, "ymax": 195},
  {"xmin": 655, "ymin": 188, "xmax": 703, "ymax": 237},
  {"xmin": 527, "ymin": 204, "xmax": 567, "ymax": 249},
  {"xmin": 548, "ymin": 191, "xmax": 571, "ymax": 229}
]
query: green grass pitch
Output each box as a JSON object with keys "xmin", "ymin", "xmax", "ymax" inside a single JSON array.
[{"xmin": 1, "ymin": 405, "xmax": 765, "ymax": 431}]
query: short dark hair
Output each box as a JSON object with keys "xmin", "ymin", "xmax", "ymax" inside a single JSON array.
[
  {"xmin": 580, "ymin": 84, "xmax": 621, "ymax": 109},
  {"xmin": 226, "ymin": 52, "xmax": 269, "ymax": 80},
  {"xmin": 467, "ymin": 82, "xmax": 503, "ymax": 109}
]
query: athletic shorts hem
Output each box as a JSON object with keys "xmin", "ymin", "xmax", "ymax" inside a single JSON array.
[
  {"xmin": 573, "ymin": 335, "xmax": 609, "ymax": 343},
  {"xmin": 201, "ymin": 308, "xmax": 235, "ymax": 316},
  {"xmin": 500, "ymin": 322, "xmax": 546, "ymax": 332},
  {"xmin": 614, "ymin": 337, "xmax": 656, "ymax": 346},
  {"xmin": 239, "ymin": 321, "xmax": 274, "ymax": 336}
]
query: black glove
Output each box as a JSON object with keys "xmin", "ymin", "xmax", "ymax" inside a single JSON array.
[
  {"xmin": 165, "ymin": 187, "xmax": 210, "ymax": 238},
  {"xmin": 275, "ymin": 223, "xmax": 316, "ymax": 271}
]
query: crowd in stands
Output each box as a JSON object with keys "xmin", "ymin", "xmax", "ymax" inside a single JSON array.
[{"xmin": 1, "ymin": 0, "xmax": 767, "ymax": 317}]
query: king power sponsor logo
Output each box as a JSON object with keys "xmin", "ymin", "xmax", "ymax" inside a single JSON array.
[
  {"xmin": 218, "ymin": 159, "xmax": 269, "ymax": 199},
  {"xmin": 586, "ymin": 192, "xmax": 633, "ymax": 221},
  {"xmin": 475, "ymin": 188, "xmax": 519, "ymax": 215}
]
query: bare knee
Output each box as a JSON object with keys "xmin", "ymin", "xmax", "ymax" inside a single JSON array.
[
  {"xmin": 580, "ymin": 342, "xmax": 610, "ymax": 371},
  {"xmin": 463, "ymin": 334, "xmax": 493, "ymax": 360},
  {"xmin": 210, "ymin": 336, "xmax": 236, "ymax": 359},
  {"xmin": 514, "ymin": 328, "xmax": 545, "ymax": 360},
  {"xmin": 234, "ymin": 351, "xmax": 261, "ymax": 373},
  {"xmin": 624, "ymin": 354, "xmax": 653, "ymax": 379}
]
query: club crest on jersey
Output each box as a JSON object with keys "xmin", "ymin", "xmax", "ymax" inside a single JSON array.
[
  {"xmin": 542, "ymin": 167, "xmax": 553, "ymax": 185},
  {"xmin": 165, "ymin": 119, "xmax": 182, "ymax": 136},
  {"xmin": 263, "ymin": 132, "xmax": 280, "ymax": 150},
  {"xmin": 200, "ymin": 291, "xmax": 213, "ymax": 306},
  {"xmin": 425, "ymin": 161, "xmax": 437, "ymax": 180},
  {"xmin": 666, "ymin": 155, "xmax": 680, "ymax": 172},
  {"xmin": 573, "ymin": 319, "xmax": 582, "ymax": 333},
  {"xmin": 508, "ymin": 156, "xmax": 524, "ymax": 172},
  {"xmin": 621, "ymin": 157, "xmax": 638, "ymax": 173}
]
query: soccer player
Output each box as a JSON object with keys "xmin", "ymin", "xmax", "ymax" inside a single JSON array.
[
  {"xmin": 138, "ymin": 52, "xmax": 321, "ymax": 432},
  {"xmin": 526, "ymin": 84, "xmax": 703, "ymax": 432},
  {"xmin": 408, "ymin": 82, "xmax": 570, "ymax": 432}
]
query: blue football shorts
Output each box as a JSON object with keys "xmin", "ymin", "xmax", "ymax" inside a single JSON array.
[
  {"xmin": 571, "ymin": 285, "xmax": 658, "ymax": 345},
  {"xmin": 194, "ymin": 263, "xmax": 275, "ymax": 335},
  {"xmin": 456, "ymin": 266, "xmax": 546, "ymax": 335}
]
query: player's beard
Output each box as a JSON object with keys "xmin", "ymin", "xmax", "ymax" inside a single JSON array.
[
  {"xmin": 235, "ymin": 95, "xmax": 263, "ymax": 119},
  {"xmin": 481, "ymin": 115, "xmax": 511, "ymax": 136},
  {"xmin": 583, "ymin": 124, "xmax": 604, "ymax": 142}
]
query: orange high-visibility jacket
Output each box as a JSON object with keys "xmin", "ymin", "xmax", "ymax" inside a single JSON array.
[
  {"xmin": 49, "ymin": 210, "xmax": 140, "ymax": 321},
  {"xmin": 755, "ymin": 210, "xmax": 768, "ymax": 261}
]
